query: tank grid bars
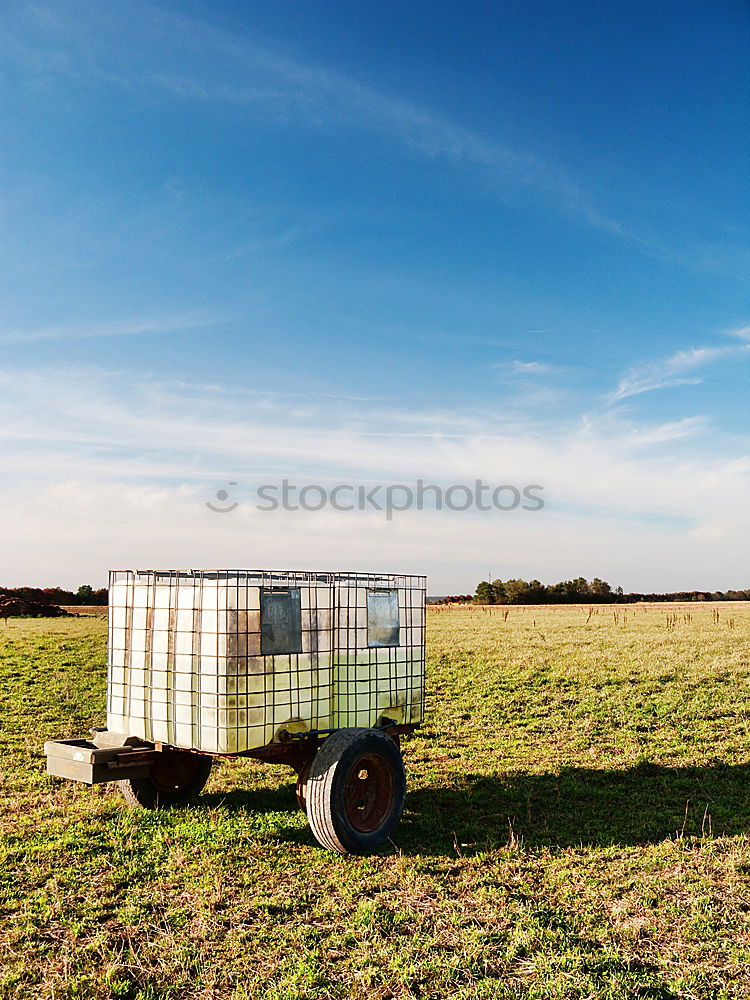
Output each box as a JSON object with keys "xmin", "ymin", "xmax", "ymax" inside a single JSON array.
[{"xmin": 107, "ymin": 569, "xmax": 426, "ymax": 754}]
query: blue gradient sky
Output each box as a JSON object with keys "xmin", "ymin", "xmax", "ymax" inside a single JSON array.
[{"xmin": 1, "ymin": 0, "xmax": 748, "ymax": 592}]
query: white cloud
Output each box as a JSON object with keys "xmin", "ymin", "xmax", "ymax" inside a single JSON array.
[
  {"xmin": 0, "ymin": 309, "xmax": 229, "ymax": 344},
  {"xmin": 0, "ymin": 364, "xmax": 748, "ymax": 592},
  {"xmin": 726, "ymin": 323, "xmax": 750, "ymax": 341},
  {"xmin": 2, "ymin": 3, "xmax": 744, "ymax": 278},
  {"xmin": 609, "ymin": 343, "xmax": 750, "ymax": 402},
  {"xmin": 6, "ymin": 1, "xmax": 623, "ymax": 238},
  {"xmin": 496, "ymin": 360, "xmax": 555, "ymax": 375}
]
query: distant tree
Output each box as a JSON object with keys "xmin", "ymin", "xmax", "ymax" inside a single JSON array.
[
  {"xmin": 589, "ymin": 578, "xmax": 612, "ymax": 601},
  {"xmin": 525, "ymin": 579, "xmax": 545, "ymax": 603},
  {"xmin": 76, "ymin": 585, "xmax": 94, "ymax": 603},
  {"xmin": 570, "ymin": 577, "xmax": 589, "ymax": 600},
  {"xmin": 552, "ymin": 579, "xmax": 578, "ymax": 602},
  {"xmin": 502, "ymin": 579, "xmax": 531, "ymax": 603},
  {"xmin": 43, "ymin": 587, "xmax": 71, "ymax": 603},
  {"xmin": 474, "ymin": 581, "xmax": 497, "ymax": 604},
  {"xmin": 471, "ymin": 575, "xmax": 750, "ymax": 605}
]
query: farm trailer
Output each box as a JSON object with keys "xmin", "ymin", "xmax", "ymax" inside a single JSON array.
[{"xmin": 45, "ymin": 569, "xmax": 426, "ymax": 854}]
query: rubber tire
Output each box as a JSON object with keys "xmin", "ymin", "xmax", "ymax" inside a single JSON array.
[
  {"xmin": 120, "ymin": 749, "xmax": 213, "ymax": 809},
  {"xmin": 306, "ymin": 728, "xmax": 406, "ymax": 855},
  {"xmin": 295, "ymin": 756, "xmax": 313, "ymax": 813}
]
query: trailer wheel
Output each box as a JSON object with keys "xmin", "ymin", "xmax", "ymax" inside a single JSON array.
[
  {"xmin": 306, "ymin": 728, "xmax": 406, "ymax": 854},
  {"xmin": 295, "ymin": 756, "xmax": 313, "ymax": 813},
  {"xmin": 120, "ymin": 749, "xmax": 213, "ymax": 809}
]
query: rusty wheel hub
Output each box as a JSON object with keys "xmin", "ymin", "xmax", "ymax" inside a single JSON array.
[{"xmin": 343, "ymin": 752, "xmax": 394, "ymax": 833}]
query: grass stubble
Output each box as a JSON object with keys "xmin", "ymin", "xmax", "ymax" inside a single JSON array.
[{"xmin": 1, "ymin": 603, "xmax": 750, "ymax": 998}]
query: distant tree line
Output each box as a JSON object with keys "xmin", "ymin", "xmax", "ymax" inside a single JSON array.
[
  {"xmin": 0, "ymin": 585, "xmax": 108, "ymax": 606},
  {"xmin": 474, "ymin": 577, "xmax": 750, "ymax": 604}
]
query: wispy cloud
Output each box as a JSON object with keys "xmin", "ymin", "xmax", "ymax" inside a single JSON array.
[
  {"xmin": 0, "ymin": 362, "xmax": 740, "ymax": 505},
  {"xmin": 2, "ymin": 2, "xmax": 746, "ymax": 281},
  {"xmin": 726, "ymin": 322, "xmax": 750, "ymax": 341},
  {"xmin": 0, "ymin": 309, "xmax": 230, "ymax": 344},
  {"xmin": 508, "ymin": 361, "xmax": 555, "ymax": 375},
  {"xmin": 6, "ymin": 2, "xmax": 624, "ymax": 239},
  {"xmin": 610, "ymin": 343, "xmax": 750, "ymax": 402},
  {"xmin": 0, "ymin": 362, "xmax": 747, "ymax": 589}
]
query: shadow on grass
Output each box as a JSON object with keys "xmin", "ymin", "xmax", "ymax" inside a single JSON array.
[
  {"xmin": 201, "ymin": 784, "xmax": 297, "ymax": 815},
  {"xmin": 399, "ymin": 761, "xmax": 750, "ymax": 854},
  {"xmin": 199, "ymin": 783, "xmax": 318, "ymax": 845},
  {"xmin": 198, "ymin": 760, "xmax": 750, "ymax": 855}
]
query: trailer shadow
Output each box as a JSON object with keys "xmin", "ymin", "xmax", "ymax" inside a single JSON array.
[
  {"xmin": 198, "ymin": 760, "xmax": 750, "ymax": 856},
  {"xmin": 201, "ymin": 784, "xmax": 297, "ymax": 815},
  {"xmin": 397, "ymin": 761, "xmax": 750, "ymax": 855}
]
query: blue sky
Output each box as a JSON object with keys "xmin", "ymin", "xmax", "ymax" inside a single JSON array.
[{"xmin": 1, "ymin": 0, "xmax": 748, "ymax": 592}]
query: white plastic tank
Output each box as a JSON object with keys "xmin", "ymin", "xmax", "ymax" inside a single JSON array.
[{"xmin": 107, "ymin": 570, "xmax": 426, "ymax": 753}]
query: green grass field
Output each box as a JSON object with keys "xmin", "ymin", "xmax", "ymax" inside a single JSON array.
[{"xmin": 2, "ymin": 604, "xmax": 750, "ymax": 999}]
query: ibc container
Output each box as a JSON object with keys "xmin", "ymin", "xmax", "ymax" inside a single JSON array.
[{"xmin": 107, "ymin": 569, "xmax": 426, "ymax": 753}]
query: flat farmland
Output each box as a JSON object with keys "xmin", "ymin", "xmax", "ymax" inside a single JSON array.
[{"xmin": 2, "ymin": 603, "xmax": 750, "ymax": 999}]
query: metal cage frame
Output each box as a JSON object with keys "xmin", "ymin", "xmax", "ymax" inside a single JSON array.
[{"xmin": 106, "ymin": 568, "xmax": 426, "ymax": 755}]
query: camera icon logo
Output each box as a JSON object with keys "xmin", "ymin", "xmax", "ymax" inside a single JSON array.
[{"xmin": 206, "ymin": 482, "xmax": 239, "ymax": 513}]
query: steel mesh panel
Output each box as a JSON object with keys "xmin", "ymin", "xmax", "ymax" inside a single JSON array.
[{"xmin": 107, "ymin": 568, "xmax": 426, "ymax": 753}]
